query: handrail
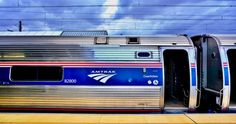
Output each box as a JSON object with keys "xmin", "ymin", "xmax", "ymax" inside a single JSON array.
[
  {"xmin": 196, "ymin": 88, "xmax": 201, "ymax": 108},
  {"xmin": 219, "ymin": 88, "xmax": 224, "ymax": 108},
  {"xmin": 204, "ymin": 88, "xmax": 221, "ymax": 95}
]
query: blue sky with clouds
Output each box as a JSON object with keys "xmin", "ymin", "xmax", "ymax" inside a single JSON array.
[{"xmin": 0, "ymin": 0, "xmax": 236, "ymax": 35}]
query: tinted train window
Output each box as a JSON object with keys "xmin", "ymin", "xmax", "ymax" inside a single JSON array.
[{"xmin": 11, "ymin": 66, "xmax": 63, "ymax": 81}]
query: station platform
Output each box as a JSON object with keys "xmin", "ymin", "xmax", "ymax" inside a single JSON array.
[{"xmin": 1, "ymin": 113, "xmax": 236, "ymax": 124}]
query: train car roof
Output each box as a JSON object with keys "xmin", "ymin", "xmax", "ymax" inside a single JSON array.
[
  {"xmin": 0, "ymin": 31, "xmax": 109, "ymax": 37},
  {"xmin": 0, "ymin": 31, "xmax": 63, "ymax": 36},
  {"xmin": 212, "ymin": 34, "xmax": 236, "ymax": 46},
  {"xmin": 0, "ymin": 31, "xmax": 192, "ymax": 46},
  {"xmin": 192, "ymin": 34, "xmax": 236, "ymax": 46}
]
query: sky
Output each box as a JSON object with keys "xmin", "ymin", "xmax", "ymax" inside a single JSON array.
[{"xmin": 0, "ymin": 0, "xmax": 236, "ymax": 35}]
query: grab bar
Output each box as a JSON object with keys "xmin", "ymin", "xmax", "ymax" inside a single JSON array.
[
  {"xmin": 204, "ymin": 88, "xmax": 221, "ymax": 95},
  {"xmin": 219, "ymin": 88, "xmax": 224, "ymax": 107},
  {"xmin": 196, "ymin": 88, "xmax": 201, "ymax": 108}
]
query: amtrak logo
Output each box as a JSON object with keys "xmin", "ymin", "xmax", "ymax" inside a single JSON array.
[{"xmin": 88, "ymin": 70, "xmax": 116, "ymax": 83}]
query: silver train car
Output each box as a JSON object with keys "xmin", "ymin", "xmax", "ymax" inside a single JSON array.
[
  {"xmin": 0, "ymin": 33, "xmax": 198, "ymax": 112},
  {"xmin": 191, "ymin": 34, "xmax": 236, "ymax": 111}
]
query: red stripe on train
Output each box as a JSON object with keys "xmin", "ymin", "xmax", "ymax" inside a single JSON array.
[
  {"xmin": 191, "ymin": 63, "xmax": 196, "ymax": 67},
  {"xmin": 0, "ymin": 62, "xmax": 163, "ymax": 67},
  {"xmin": 223, "ymin": 62, "xmax": 228, "ymax": 67}
]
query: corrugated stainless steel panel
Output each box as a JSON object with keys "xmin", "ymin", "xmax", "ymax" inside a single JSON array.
[
  {"xmin": 0, "ymin": 86, "xmax": 161, "ymax": 109},
  {"xmin": 0, "ymin": 31, "xmax": 108, "ymax": 37},
  {"xmin": 62, "ymin": 31, "xmax": 108, "ymax": 36},
  {"xmin": 0, "ymin": 45, "xmax": 160, "ymax": 61}
]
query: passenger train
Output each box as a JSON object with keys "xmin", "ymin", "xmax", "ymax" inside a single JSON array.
[
  {"xmin": 1, "ymin": 32, "xmax": 236, "ymax": 113},
  {"xmin": 0, "ymin": 32, "xmax": 199, "ymax": 112}
]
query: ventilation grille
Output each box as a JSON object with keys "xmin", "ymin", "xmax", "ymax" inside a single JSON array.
[{"xmin": 62, "ymin": 31, "xmax": 108, "ymax": 36}]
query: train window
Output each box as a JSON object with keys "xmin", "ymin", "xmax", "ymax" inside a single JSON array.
[
  {"xmin": 11, "ymin": 66, "xmax": 63, "ymax": 81},
  {"xmin": 136, "ymin": 51, "xmax": 152, "ymax": 59},
  {"xmin": 128, "ymin": 37, "xmax": 140, "ymax": 44}
]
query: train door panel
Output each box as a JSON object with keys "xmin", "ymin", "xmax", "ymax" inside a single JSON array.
[
  {"xmin": 188, "ymin": 48, "xmax": 199, "ymax": 109},
  {"xmin": 219, "ymin": 47, "xmax": 230, "ymax": 110},
  {"xmin": 204, "ymin": 37, "xmax": 224, "ymax": 110}
]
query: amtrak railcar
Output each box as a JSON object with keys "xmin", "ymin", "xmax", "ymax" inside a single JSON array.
[{"xmin": 0, "ymin": 34, "xmax": 198, "ymax": 112}]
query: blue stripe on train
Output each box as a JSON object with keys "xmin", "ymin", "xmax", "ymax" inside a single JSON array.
[
  {"xmin": 0, "ymin": 67, "xmax": 163, "ymax": 86},
  {"xmin": 224, "ymin": 67, "xmax": 229, "ymax": 86},
  {"xmin": 191, "ymin": 68, "xmax": 197, "ymax": 86}
]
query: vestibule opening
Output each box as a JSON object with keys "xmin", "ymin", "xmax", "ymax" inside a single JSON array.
[
  {"xmin": 164, "ymin": 50, "xmax": 190, "ymax": 108},
  {"xmin": 227, "ymin": 49, "xmax": 236, "ymax": 106}
]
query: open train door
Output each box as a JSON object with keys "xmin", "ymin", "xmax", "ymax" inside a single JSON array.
[
  {"xmin": 160, "ymin": 35, "xmax": 198, "ymax": 112},
  {"xmin": 214, "ymin": 35, "xmax": 236, "ymax": 111},
  {"xmin": 191, "ymin": 35, "xmax": 230, "ymax": 111}
]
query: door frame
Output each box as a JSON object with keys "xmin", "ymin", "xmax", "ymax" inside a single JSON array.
[{"xmin": 160, "ymin": 47, "xmax": 198, "ymax": 110}]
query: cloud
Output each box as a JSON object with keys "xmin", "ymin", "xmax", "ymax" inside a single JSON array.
[
  {"xmin": 102, "ymin": 0, "xmax": 236, "ymax": 35},
  {"xmin": 1, "ymin": 0, "xmax": 236, "ymax": 34},
  {"xmin": 0, "ymin": 0, "xmax": 107, "ymax": 31},
  {"xmin": 101, "ymin": 0, "xmax": 119, "ymax": 18},
  {"xmin": 97, "ymin": 17, "xmax": 159, "ymax": 35}
]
